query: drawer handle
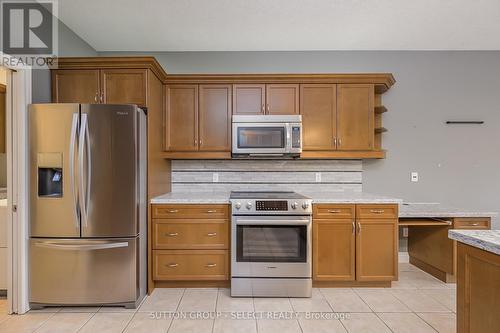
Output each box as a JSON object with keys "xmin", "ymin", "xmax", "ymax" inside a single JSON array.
[
  {"xmin": 370, "ymin": 209, "xmax": 385, "ymax": 214},
  {"xmin": 166, "ymin": 232, "xmax": 178, "ymax": 237},
  {"xmin": 167, "ymin": 210, "xmax": 179, "ymax": 213},
  {"xmin": 469, "ymin": 223, "xmax": 479, "ymax": 226},
  {"xmin": 328, "ymin": 209, "xmax": 342, "ymax": 213},
  {"xmin": 206, "ymin": 210, "xmax": 217, "ymax": 213},
  {"xmin": 206, "ymin": 263, "xmax": 217, "ymax": 268},
  {"xmin": 207, "ymin": 232, "xmax": 217, "ymax": 237},
  {"xmin": 166, "ymin": 263, "xmax": 178, "ymax": 268}
]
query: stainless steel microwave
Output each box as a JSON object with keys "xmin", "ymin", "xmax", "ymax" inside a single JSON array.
[{"xmin": 232, "ymin": 115, "xmax": 302, "ymax": 158}]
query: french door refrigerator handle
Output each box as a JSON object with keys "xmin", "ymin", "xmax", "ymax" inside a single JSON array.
[
  {"xmin": 34, "ymin": 241, "xmax": 129, "ymax": 251},
  {"xmin": 85, "ymin": 115, "xmax": 91, "ymax": 220},
  {"xmin": 78, "ymin": 114, "xmax": 89, "ymax": 227},
  {"xmin": 69, "ymin": 113, "xmax": 79, "ymax": 228}
]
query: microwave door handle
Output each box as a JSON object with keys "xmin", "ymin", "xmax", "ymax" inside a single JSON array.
[
  {"xmin": 286, "ymin": 125, "xmax": 292, "ymax": 151},
  {"xmin": 69, "ymin": 113, "xmax": 79, "ymax": 229}
]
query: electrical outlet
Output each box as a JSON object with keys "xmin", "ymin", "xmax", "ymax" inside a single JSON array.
[
  {"xmin": 411, "ymin": 172, "xmax": 419, "ymax": 182},
  {"xmin": 315, "ymin": 172, "xmax": 321, "ymax": 182},
  {"xmin": 403, "ymin": 227, "xmax": 409, "ymax": 237},
  {"xmin": 213, "ymin": 173, "xmax": 219, "ymax": 183}
]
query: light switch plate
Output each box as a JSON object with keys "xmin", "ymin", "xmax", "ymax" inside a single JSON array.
[
  {"xmin": 411, "ymin": 172, "xmax": 419, "ymax": 182},
  {"xmin": 315, "ymin": 172, "xmax": 321, "ymax": 182},
  {"xmin": 213, "ymin": 173, "xmax": 219, "ymax": 183}
]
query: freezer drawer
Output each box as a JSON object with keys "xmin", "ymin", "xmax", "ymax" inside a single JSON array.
[{"xmin": 29, "ymin": 238, "xmax": 141, "ymax": 306}]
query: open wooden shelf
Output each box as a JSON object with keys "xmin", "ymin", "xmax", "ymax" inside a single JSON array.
[
  {"xmin": 399, "ymin": 218, "xmax": 452, "ymax": 227},
  {"xmin": 375, "ymin": 127, "xmax": 388, "ymax": 134},
  {"xmin": 375, "ymin": 105, "xmax": 387, "ymax": 114}
]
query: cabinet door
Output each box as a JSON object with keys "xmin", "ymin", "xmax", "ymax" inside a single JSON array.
[
  {"xmin": 300, "ymin": 84, "xmax": 337, "ymax": 150},
  {"xmin": 266, "ymin": 84, "xmax": 299, "ymax": 115},
  {"xmin": 199, "ymin": 85, "xmax": 232, "ymax": 151},
  {"xmin": 313, "ymin": 219, "xmax": 355, "ymax": 281},
  {"xmin": 165, "ymin": 85, "xmax": 198, "ymax": 151},
  {"xmin": 101, "ymin": 69, "xmax": 147, "ymax": 107},
  {"xmin": 51, "ymin": 70, "xmax": 99, "ymax": 103},
  {"xmin": 337, "ymin": 84, "xmax": 374, "ymax": 151},
  {"xmin": 232, "ymin": 84, "xmax": 265, "ymax": 115},
  {"xmin": 356, "ymin": 219, "xmax": 397, "ymax": 281}
]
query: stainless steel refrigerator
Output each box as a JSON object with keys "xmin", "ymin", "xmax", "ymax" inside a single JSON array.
[{"xmin": 28, "ymin": 104, "xmax": 147, "ymax": 309}]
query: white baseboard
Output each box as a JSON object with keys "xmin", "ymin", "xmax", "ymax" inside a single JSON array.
[{"xmin": 398, "ymin": 252, "xmax": 409, "ymax": 263}]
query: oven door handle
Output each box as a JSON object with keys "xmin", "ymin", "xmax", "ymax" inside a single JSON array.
[{"xmin": 235, "ymin": 219, "xmax": 311, "ymax": 226}]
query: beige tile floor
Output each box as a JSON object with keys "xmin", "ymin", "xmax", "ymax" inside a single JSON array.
[{"xmin": 0, "ymin": 263, "xmax": 457, "ymax": 333}]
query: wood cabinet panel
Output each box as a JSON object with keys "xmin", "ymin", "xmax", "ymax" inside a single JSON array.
[
  {"xmin": 453, "ymin": 218, "xmax": 491, "ymax": 229},
  {"xmin": 457, "ymin": 243, "xmax": 500, "ymax": 333},
  {"xmin": 232, "ymin": 84, "xmax": 265, "ymax": 115},
  {"xmin": 266, "ymin": 84, "xmax": 299, "ymax": 115},
  {"xmin": 101, "ymin": 69, "xmax": 147, "ymax": 106},
  {"xmin": 300, "ymin": 84, "xmax": 337, "ymax": 150},
  {"xmin": 153, "ymin": 219, "xmax": 228, "ymax": 250},
  {"xmin": 356, "ymin": 204, "xmax": 398, "ymax": 219},
  {"xmin": 337, "ymin": 84, "xmax": 374, "ymax": 151},
  {"xmin": 199, "ymin": 85, "xmax": 232, "ymax": 151},
  {"xmin": 165, "ymin": 85, "xmax": 198, "ymax": 151},
  {"xmin": 52, "ymin": 69, "xmax": 100, "ymax": 103},
  {"xmin": 153, "ymin": 250, "xmax": 228, "ymax": 280},
  {"xmin": 356, "ymin": 218, "xmax": 398, "ymax": 281},
  {"xmin": 313, "ymin": 219, "xmax": 355, "ymax": 281},
  {"xmin": 152, "ymin": 204, "xmax": 229, "ymax": 219},
  {"xmin": 313, "ymin": 204, "xmax": 355, "ymax": 219}
]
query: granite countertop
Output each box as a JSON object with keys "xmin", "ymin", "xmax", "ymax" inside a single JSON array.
[
  {"xmin": 449, "ymin": 230, "xmax": 500, "ymax": 255},
  {"xmin": 150, "ymin": 191, "xmax": 402, "ymax": 204},
  {"xmin": 399, "ymin": 203, "xmax": 498, "ymax": 218}
]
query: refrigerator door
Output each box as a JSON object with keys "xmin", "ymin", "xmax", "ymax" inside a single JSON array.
[
  {"xmin": 29, "ymin": 238, "xmax": 139, "ymax": 306},
  {"xmin": 29, "ymin": 104, "xmax": 80, "ymax": 238},
  {"xmin": 80, "ymin": 104, "xmax": 138, "ymax": 237}
]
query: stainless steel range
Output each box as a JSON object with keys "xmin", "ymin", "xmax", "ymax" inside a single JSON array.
[{"xmin": 230, "ymin": 191, "xmax": 312, "ymax": 297}]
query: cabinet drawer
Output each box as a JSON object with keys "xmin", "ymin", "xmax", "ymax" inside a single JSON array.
[
  {"xmin": 153, "ymin": 220, "xmax": 228, "ymax": 249},
  {"xmin": 453, "ymin": 218, "xmax": 490, "ymax": 229},
  {"xmin": 356, "ymin": 204, "xmax": 398, "ymax": 219},
  {"xmin": 313, "ymin": 204, "xmax": 355, "ymax": 219},
  {"xmin": 153, "ymin": 250, "xmax": 228, "ymax": 281},
  {"xmin": 152, "ymin": 204, "xmax": 229, "ymax": 219}
]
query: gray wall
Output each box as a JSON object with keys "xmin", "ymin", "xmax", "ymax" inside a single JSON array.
[
  {"xmin": 32, "ymin": 20, "xmax": 97, "ymax": 103},
  {"xmin": 100, "ymin": 51, "xmax": 500, "ymax": 228}
]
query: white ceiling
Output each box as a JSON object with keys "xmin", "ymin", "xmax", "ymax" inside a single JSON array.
[{"xmin": 59, "ymin": 0, "xmax": 500, "ymax": 51}]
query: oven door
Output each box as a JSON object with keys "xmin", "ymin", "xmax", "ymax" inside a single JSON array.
[
  {"xmin": 231, "ymin": 215, "xmax": 311, "ymax": 278},
  {"xmin": 232, "ymin": 123, "xmax": 290, "ymax": 155}
]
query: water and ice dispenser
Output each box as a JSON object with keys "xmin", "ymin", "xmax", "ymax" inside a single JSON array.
[{"xmin": 37, "ymin": 153, "xmax": 63, "ymax": 198}]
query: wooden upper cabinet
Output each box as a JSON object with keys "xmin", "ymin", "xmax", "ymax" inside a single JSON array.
[
  {"xmin": 52, "ymin": 69, "xmax": 100, "ymax": 103},
  {"xmin": 101, "ymin": 69, "xmax": 147, "ymax": 107},
  {"xmin": 313, "ymin": 219, "xmax": 355, "ymax": 281},
  {"xmin": 337, "ymin": 84, "xmax": 374, "ymax": 151},
  {"xmin": 356, "ymin": 218, "xmax": 397, "ymax": 281},
  {"xmin": 199, "ymin": 85, "xmax": 232, "ymax": 151},
  {"xmin": 300, "ymin": 84, "xmax": 337, "ymax": 150},
  {"xmin": 266, "ymin": 84, "xmax": 299, "ymax": 115},
  {"xmin": 232, "ymin": 84, "xmax": 265, "ymax": 115},
  {"xmin": 165, "ymin": 85, "xmax": 198, "ymax": 151}
]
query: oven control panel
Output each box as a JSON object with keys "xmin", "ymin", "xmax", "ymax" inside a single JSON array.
[
  {"xmin": 256, "ymin": 200, "xmax": 288, "ymax": 211},
  {"xmin": 231, "ymin": 199, "xmax": 312, "ymax": 215}
]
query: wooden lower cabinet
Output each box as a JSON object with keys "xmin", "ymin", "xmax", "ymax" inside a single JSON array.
[
  {"xmin": 151, "ymin": 204, "xmax": 230, "ymax": 284},
  {"xmin": 153, "ymin": 250, "xmax": 228, "ymax": 281},
  {"xmin": 457, "ymin": 243, "xmax": 500, "ymax": 333},
  {"xmin": 313, "ymin": 219, "xmax": 355, "ymax": 281},
  {"xmin": 313, "ymin": 204, "xmax": 398, "ymax": 285},
  {"xmin": 356, "ymin": 219, "xmax": 398, "ymax": 281}
]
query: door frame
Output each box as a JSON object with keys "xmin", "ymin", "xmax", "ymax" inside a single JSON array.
[{"xmin": 2, "ymin": 53, "xmax": 32, "ymax": 314}]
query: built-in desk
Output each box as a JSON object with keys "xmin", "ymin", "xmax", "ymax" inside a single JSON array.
[{"xmin": 399, "ymin": 203, "xmax": 496, "ymax": 283}]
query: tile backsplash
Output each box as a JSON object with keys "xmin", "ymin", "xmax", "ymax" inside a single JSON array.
[{"xmin": 171, "ymin": 160, "xmax": 362, "ymax": 192}]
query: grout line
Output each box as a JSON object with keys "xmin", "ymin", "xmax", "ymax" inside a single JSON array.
[
  {"xmin": 30, "ymin": 311, "xmax": 57, "ymax": 333},
  {"xmin": 211, "ymin": 288, "xmax": 220, "ymax": 333},
  {"xmin": 166, "ymin": 288, "xmax": 186, "ymax": 333},
  {"xmin": 76, "ymin": 311, "xmax": 98, "ymax": 333}
]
